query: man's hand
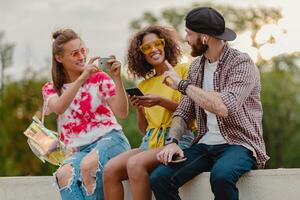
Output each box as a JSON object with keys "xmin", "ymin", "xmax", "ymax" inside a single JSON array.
[
  {"xmin": 157, "ymin": 143, "xmax": 184, "ymax": 165},
  {"xmin": 162, "ymin": 60, "xmax": 182, "ymax": 90}
]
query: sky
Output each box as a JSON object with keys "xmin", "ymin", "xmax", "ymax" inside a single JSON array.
[{"xmin": 0, "ymin": 0, "xmax": 299, "ymax": 80}]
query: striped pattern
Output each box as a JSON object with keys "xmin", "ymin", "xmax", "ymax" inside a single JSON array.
[{"xmin": 174, "ymin": 44, "xmax": 269, "ymax": 169}]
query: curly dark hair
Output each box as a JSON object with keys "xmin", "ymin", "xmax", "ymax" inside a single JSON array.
[{"xmin": 127, "ymin": 25, "xmax": 182, "ymax": 79}]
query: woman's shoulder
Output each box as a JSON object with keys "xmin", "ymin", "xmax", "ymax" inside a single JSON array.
[
  {"xmin": 41, "ymin": 81, "xmax": 59, "ymax": 100},
  {"xmin": 42, "ymin": 81, "xmax": 55, "ymax": 93}
]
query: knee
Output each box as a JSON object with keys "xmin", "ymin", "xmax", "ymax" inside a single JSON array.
[
  {"xmin": 149, "ymin": 166, "xmax": 167, "ymax": 186},
  {"xmin": 80, "ymin": 154, "xmax": 99, "ymax": 195},
  {"xmin": 103, "ymin": 159, "xmax": 121, "ymax": 183},
  {"xmin": 55, "ymin": 164, "xmax": 73, "ymax": 188},
  {"xmin": 210, "ymin": 171, "xmax": 236, "ymax": 188},
  {"xmin": 80, "ymin": 156, "xmax": 99, "ymax": 180},
  {"xmin": 126, "ymin": 156, "xmax": 142, "ymax": 179}
]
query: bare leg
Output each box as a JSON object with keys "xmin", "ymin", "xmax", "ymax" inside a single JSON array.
[
  {"xmin": 56, "ymin": 164, "xmax": 73, "ymax": 188},
  {"xmin": 127, "ymin": 147, "xmax": 164, "ymax": 200},
  {"xmin": 103, "ymin": 149, "xmax": 142, "ymax": 200},
  {"xmin": 80, "ymin": 150, "xmax": 99, "ymax": 196}
]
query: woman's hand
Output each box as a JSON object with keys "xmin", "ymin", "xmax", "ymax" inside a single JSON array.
[
  {"xmin": 128, "ymin": 95, "xmax": 142, "ymax": 108},
  {"xmin": 137, "ymin": 94, "xmax": 161, "ymax": 107},
  {"xmin": 78, "ymin": 56, "xmax": 99, "ymax": 83},
  {"xmin": 107, "ymin": 55, "xmax": 121, "ymax": 78}
]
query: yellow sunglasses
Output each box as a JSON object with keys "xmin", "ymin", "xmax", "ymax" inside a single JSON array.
[{"xmin": 139, "ymin": 38, "xmax": 165, "ymax": 55}]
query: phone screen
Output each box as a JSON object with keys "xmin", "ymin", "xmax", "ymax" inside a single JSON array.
[{"xmin": 125, "ymin": 88, "xmax": 144, "ymax": 96}]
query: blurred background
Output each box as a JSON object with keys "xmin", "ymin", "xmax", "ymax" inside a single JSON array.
[{"xmin": 0, "ymin": 0, "xmax": 300, "ymax": 176}]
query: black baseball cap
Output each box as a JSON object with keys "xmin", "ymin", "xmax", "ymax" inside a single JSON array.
[{"xmin": 185, "ymin": 7, "xmax": 236, "ymax": 41}]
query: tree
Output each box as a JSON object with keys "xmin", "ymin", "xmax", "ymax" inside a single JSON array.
[
  {"xmin": 0, "ymin": 77, "xmax": 57, "ymax": 176},
  {"xmin": 0, "ymin": 31, "xmax": 15, "ymax": 97},
  {"xmin": 260, "ymin": 52, "xmax": 300, "ymax": 168}
]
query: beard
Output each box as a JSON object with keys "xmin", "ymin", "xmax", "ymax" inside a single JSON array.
[{"xmin": 190, "ymin": 37, "xmax": 208, "ymax": 57}]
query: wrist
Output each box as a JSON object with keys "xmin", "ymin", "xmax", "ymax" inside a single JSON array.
[
  {"xmin": 157, "ymin": 96, "xmax": 163, "ymax": 106},
  {"xmin": 111, "ymin": 73, "xmax": 121, "ymax": 80},
  {"xmin": 177, "ymin": 80, "xmax": 191, "ymax": 95},
  {"xmin": 137, "ymin": 106, "xmax": 144, "ymax": 112},
  {"xmin": 112, "ymin": 76, "xmax": 123, "ymax": 86},
  {"xmin": 166, "ymin": 137, "xmax": 179, "ymax": 145},
  {"xmin": 76, "ymin": 76, "xmax": 86, "ymax": 85}
]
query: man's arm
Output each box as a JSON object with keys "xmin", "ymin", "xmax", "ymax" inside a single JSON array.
[
  {"xmin": 169, "ymin": 116, "xmax": 189, "ymax": 140},
  {"xmin": 185, "ymin": 86, "xmax": 228, "ymax": 117}
]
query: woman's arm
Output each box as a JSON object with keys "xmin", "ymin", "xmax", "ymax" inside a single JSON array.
[
  {"xmin": 128, "ymin": 95, "xmax": 148, "ymax": 134},
  {"xmin": 48, "ymin": 77, "xmax": 85, "ymax": 114},
  {"xmin": 49, "ymin": 62, "xmax": 98, "ymax": 114},
  {"xmin": 106, "ymin": 57, "xmax": 128, "ymax": 119},
  {"xmin": 106, "ymin": 76, "xmax": 128, "ymax": 119},
  {"xmin": 137, "ymin": 94, "xmax": 179, "ymax": 112},
  {"xmin": 136, "ymin": 106, "xmax": 148, "ymax": 134}
]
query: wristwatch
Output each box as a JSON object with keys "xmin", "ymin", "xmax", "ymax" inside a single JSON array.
[{"xmin": 166, "ymin": 137, "xmax": 179, "ymax": 145}]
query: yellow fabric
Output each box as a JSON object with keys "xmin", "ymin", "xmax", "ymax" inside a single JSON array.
[{"xmin": 138, "ymin": 63, "xmax": 189, "ymax": 149}]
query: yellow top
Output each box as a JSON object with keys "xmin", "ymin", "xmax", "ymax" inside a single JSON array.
[{"xmin": 138, "ymin": 63, "xmax": 189, "ymax": 148}]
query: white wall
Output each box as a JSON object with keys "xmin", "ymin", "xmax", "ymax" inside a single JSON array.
[{"xmin": 1, "ymin": 169, "xmax": 300, "ymax": 200}]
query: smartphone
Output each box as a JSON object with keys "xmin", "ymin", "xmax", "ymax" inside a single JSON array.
[
  {"xmin": 171, "ymin": 156, "xmax": 187, "ymax": 163},
  {"xmin": 98, "ymin": 57, "xmax": 112, "ymax": 70},
  {"xmin": 126, "ymin": 88, "xmax": 144, "ymax": 96}
]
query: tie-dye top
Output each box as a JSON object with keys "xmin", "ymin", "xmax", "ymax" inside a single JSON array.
[{"xmin": 42, "ymin": 71, "xmax": 122, "ymax": 148}]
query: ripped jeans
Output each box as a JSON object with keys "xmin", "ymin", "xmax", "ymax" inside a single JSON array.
[{"xmin": 54, "ymin": 129, "xmax": 130, "ymax": 200}]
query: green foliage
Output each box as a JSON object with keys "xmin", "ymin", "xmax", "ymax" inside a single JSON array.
[
  {"xmin": 260, "ymin": 53, "xmax": 300, "ymax": 168},
  {"xmin": 0, "ymin": 31, "xmax": 15, "ymax": 96},
  {"xmin": 0, "ymin": 78, "xmax": 57, "ymax": 176}
]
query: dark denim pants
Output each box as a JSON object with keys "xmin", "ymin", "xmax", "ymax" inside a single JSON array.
[{"xmin": 150, "ymin": 143, "xmax": 256, "ymax": 200}]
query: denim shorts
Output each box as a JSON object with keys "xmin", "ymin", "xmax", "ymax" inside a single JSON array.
[
  {"xmin": 139, "ymin": 127, "xmax": 194, "ymax": 150},
  {"xmin": 55, "ymin": 129, "xmax": 130, "ymax": 200}
]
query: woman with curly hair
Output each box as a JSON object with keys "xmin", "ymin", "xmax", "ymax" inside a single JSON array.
[{"xmin": 103, "ymin": 25, "xmax": 194, "ymax": 200}]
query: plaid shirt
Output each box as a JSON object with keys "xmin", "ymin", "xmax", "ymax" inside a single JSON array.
[{"xmin": 174, "ymin": 44, "xmax": 269, "ymax": 169}]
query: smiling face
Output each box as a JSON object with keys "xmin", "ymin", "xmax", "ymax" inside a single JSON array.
[
  {"xmin": 141, "ymin": 33, "xmax": 165, "ymax": 67},
  {"xmin": 55, "ymin": 38, "xmax": 88, "ymax": 77}
]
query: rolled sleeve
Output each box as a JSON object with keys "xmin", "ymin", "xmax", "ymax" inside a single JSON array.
[
  {"xmin": 220, "ymin": 91, "xmax": 238, "ymax": 115},
  {"xmin": 42, "ymin": 82, "xmax": 58, "ymax": 115}
]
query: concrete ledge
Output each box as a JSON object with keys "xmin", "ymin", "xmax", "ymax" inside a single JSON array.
[{"xmin": 1, "ymin": 169, "xmax": 300, "ymax": 200}]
